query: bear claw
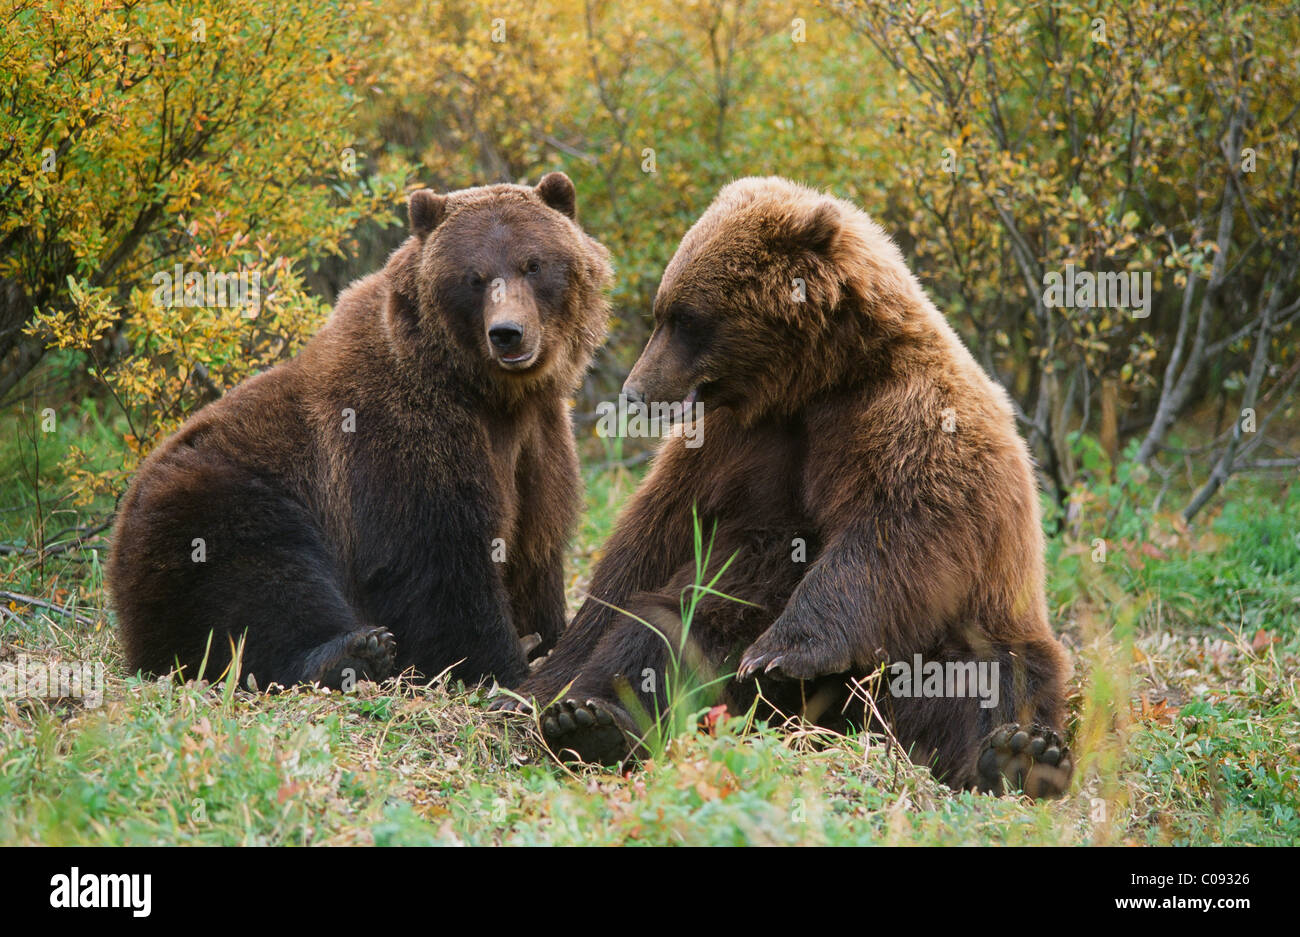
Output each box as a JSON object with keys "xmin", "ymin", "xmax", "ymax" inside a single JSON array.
[
  {"xmin": 488, "ymin": 695, "xmax": 534, "ymax": 715},
  {"xmin": 975, "ymin": 722, "xmax": 1073, "ymax": 798},
  {"xmin": 737, "ymin": 642, "xmax": 835, "ymax": 682}
]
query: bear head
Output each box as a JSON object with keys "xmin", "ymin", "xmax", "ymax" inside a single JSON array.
[
  {"xmin": 624, "ymin": 176, "xmax": 922, "ymax": 426},
  {"xmin": 388, "ymin": 172, "xmax": 612, "ymax": 404}
]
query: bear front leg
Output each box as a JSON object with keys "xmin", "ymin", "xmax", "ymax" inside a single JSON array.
[
  {"xmin": 737, "ymin": 519, "xmax": 952, "ymax": 681},
  {"xmin": 410, "ymin": 550, "xmax": 528, "ymax": 687},
  {"xmin": 356, "ymin": 484, "xmax": 529, "ymax": 687},
  {"xmin": 506, "ymin": 543, "xmax": 567, "ymax": 660},
  {"xmin": 402, "ymin": 562, "xmax": 528, "ymax": 687},
  {"xmin": 737, "ymin": 611, "xmax": 856, "ymax": 681},
  {"xmin": 505, "ymin": 410, "xmax": 579, "ymax": 660}
]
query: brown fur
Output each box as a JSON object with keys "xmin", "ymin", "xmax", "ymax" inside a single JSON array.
[
  {"xmin": 109, "ymin": 173, "xmax": 612, "ymax": 690},
  {"xmin": 513, "ymin": 177, "xmax": 1073, "ymax": 795}
]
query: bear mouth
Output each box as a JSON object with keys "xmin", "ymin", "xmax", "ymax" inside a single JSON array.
[
  {"xmin": 683, "ymin": 380, "xmax": 716, "ymax": 410},
  {"xmin": 496, "ymin": 348, "xmax": 539, "ymax": 370},
  {"xmin": 660, "ymin": 383, "xmax": 707, "ymax": 421}
]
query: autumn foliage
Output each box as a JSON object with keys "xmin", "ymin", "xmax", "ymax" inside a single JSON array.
[
  {"xmin": 2, "ymin": 0, "xmax": 1296, "ymax": 519},
  {"xmin": 1, "ymin": 0, "xmax": 403, "ymax": 493}
]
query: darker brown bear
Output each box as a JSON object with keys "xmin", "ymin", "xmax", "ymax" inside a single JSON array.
[
  {"xmin": 110, "ymin": 173, "xmax": 612, "ymax": 691},
  {"xmin": 508, "ymin": 177, "xmax": 1073, "ymax": 798}
]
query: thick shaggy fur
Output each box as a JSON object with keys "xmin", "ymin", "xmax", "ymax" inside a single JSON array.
[
  {"xmin": 513, "ymin": 177, "xmax": 1073, "ymax": 796},
  {"xmin": 110, "ymin": 173, "xmax": 612, "ymax": 690}
]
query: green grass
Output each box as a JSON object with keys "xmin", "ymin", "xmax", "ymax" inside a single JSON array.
[{"xmin": 1, "ymin": 398, "xmax": 1297, "ymax": 845}]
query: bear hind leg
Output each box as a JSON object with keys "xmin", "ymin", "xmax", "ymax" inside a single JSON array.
[
  {"xmin": 113, "ymin": 454, "xmax": 392, "ymax": 691},
  {"xmin": 881, "ymin": 637, "xmax": 1073, "ymax": 798}
]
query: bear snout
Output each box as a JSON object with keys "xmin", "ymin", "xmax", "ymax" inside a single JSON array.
[
  {"xmin": 623, "ymin": 357, "xmax": 697, "ymax": 409},
  {"xmin": 620, "ymin": 381, "xmax": 645, "ymax": 406},
  {"xmin": 489, "ymin": 321, "xmax": 525, "ymax": 353},
  {"xmin": 486, "ymin": 318, "xmax": 540, "ymax": 369}
]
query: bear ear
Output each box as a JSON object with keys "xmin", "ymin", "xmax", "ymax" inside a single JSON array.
[
  {"xmin": 798, "ymin": 202, "xmax": 840, "ymax": 254},
  {"xmin": 408, "ymin": 189, "xmax": 447, "ymax": 238},
  {"xmin": 535, "ymin": 171, "xmax": 577, "ymax": 219}
]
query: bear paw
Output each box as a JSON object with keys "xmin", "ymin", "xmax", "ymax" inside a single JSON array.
[
  {"xmin": 309, "ymin": 627, "xmax": 396, "ymax": 689},
  {"xmin": 975, "ymin": 722, "xmax": 1073, "ymax": 799},
  {"xmin": 540, "ymin": 698, "xmax": 636, "ymax": 767},
  {"xmin": 737, "ymin": 631, "xmax": 844, "ymax": 681}
]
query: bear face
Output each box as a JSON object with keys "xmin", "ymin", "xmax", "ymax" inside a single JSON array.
[
  {"xmin": 401, "ymin": 172, "xmax": 611, "ymax": 404},
  {"xmin": 623, "ymin": 176, "xmax": 912, "ymax": 425}
]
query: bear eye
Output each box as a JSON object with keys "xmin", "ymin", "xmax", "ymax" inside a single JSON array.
[
  {"xmin": 524, "ymin": 259, "xmax": 541, "ymax": 276},
  {"xmin": 469, "ymin": 273, "xmax": 486, "ymax": 290},
  {"xmin": 670, "ymin": 306, "xmax": 698, "ymax": 332}
]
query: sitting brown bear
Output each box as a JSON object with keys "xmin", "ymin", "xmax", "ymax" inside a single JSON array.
[
  {"xmin": 110, "ymin": 173, "xmax": 612, "ymax": 691},
  {"xmin": 504, "ymin": 176, "xmax": 1073, "ymax": 798}
]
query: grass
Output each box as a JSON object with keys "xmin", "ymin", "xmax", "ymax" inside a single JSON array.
[
  {"xmin": 1, "ymin": 395, "xmax": 1297, "ymax": 845},
  {"xmin": 594, "ymin": 508, "xmax": 753, "ymax": 761}
]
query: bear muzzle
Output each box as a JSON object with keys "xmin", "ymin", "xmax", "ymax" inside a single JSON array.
[{"xmin": 486, "ymin": 319, "xmax": 540, "ymax": 370}]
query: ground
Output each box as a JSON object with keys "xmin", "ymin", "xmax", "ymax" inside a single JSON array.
[{"xmin": 1, "ymin": 397, "xmax": 1297, "ymax": 845}]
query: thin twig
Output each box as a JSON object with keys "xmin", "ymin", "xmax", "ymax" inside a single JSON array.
[{"xmin": 0, "ymin": 591, "xmax": 100, "ymax": 628}]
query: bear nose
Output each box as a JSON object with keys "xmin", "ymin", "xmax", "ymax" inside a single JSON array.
[
  {"xmin": 621, "ymin": 383, "xmax": 645, "ymax": 407},
  {"xmin": 488, "ymin": 323, "xmax": 524, "ymax": 352}
]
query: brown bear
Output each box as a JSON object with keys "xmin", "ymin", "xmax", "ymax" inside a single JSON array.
[
  {"xmin": 502, "ymin": 176, "xmax": 1073, "ymax": 798},
  {"xmin": 110, "ymin": 173, "xmax": 612, "ymax": 691}
]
